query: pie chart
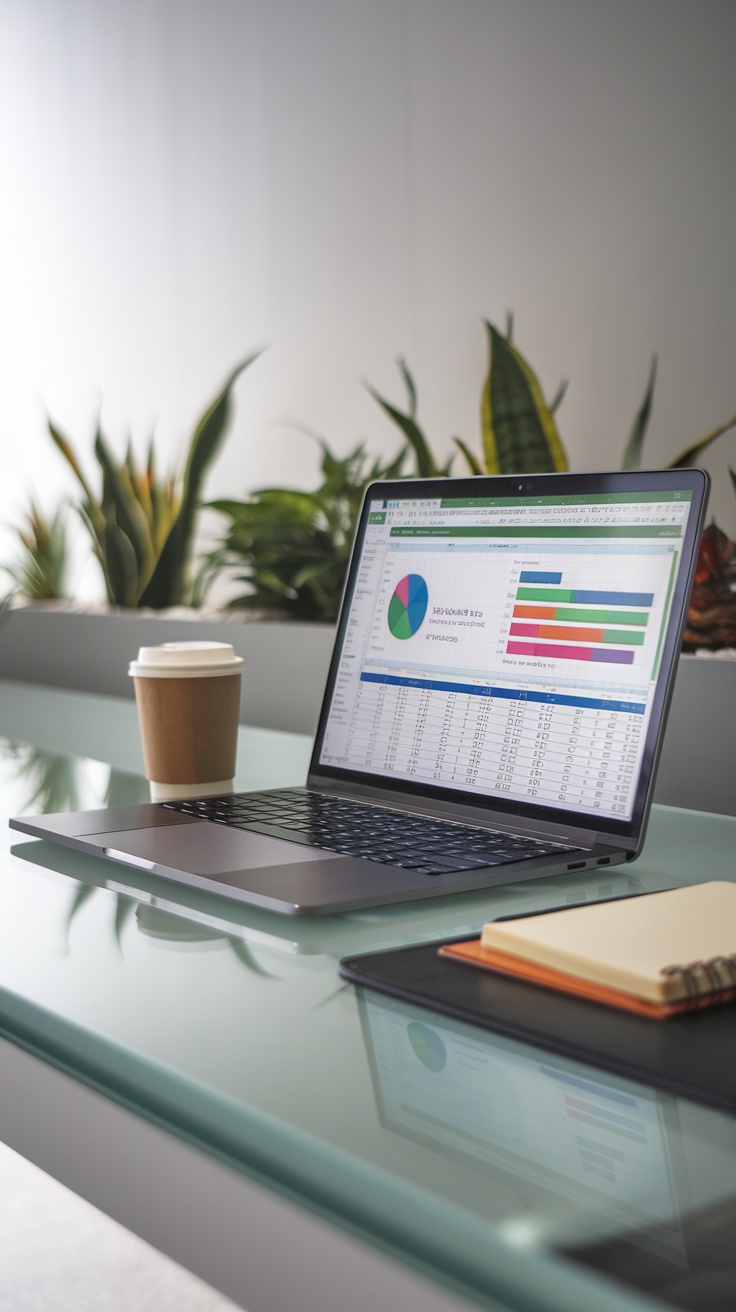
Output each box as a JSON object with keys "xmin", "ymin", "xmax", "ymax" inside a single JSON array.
[{"xmin": 388, "ymin": 574, "xmax": 429, "ymax": 639}]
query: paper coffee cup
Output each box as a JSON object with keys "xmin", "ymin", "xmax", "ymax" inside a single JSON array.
[{"xmin": 129, "ymin": 642, "xmax": 244, "ymax": 801}]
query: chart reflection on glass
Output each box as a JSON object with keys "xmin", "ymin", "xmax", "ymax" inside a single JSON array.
[{"xmin": 360, "ymin": 989, "xmax": 689, "ymax": 1265}]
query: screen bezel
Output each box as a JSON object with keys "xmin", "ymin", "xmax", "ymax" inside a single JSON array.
[{"xmin": 308, "ymin": 468, "xmax": 709, "ymax": 844}]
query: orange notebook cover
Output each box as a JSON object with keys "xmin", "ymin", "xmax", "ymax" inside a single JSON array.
[{"xmin": 439, "ymin": 938, "xmax": 736, "ymax": 1021}]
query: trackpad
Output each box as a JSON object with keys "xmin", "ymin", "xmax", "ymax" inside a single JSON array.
[{"xmin": 80, "ymin": 821, "xmax": 341, "ymax": 875}]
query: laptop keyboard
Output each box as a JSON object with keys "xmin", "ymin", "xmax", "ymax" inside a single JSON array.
[{"xmin": 162, "ymin": 790, "xmax": 577, "ymax": 876}]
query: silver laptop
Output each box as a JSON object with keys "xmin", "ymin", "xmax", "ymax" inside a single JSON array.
[{"xmin": 11, "ymin": 469, "xmax": 709, "ymax": 915}]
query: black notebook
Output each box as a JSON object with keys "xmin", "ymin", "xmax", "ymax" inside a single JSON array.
[{"xmin": 339, "ymin": 937, "xmax": 736, "ymax": 1113}]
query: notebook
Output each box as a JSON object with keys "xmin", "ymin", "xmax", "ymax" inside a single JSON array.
[
  {"xmin": 440, "ymin": 882, "xmax": 736, "ymax": 1018},
  {"xmin": 10, "ymin": 468, "xmax": 709, "ymax": 915}
]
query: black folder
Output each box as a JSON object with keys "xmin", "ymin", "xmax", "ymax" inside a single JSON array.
[{"xmin": 339, "ymin": 940, "xmax": 736, "ymax": 1113}]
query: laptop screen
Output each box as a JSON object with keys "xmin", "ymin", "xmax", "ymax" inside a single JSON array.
[{"xmin": 314, "ymin": 474, "xmax": 705, "ymax": 834}]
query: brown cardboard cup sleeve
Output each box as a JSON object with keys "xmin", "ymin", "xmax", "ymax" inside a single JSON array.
[{"xmin": 129, "ymin": 642, "xmax": 244, "ymax": 801}]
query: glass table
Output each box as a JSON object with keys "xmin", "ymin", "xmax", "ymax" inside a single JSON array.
[{"xmin": 1, "ymin": 679, "xmax": 735, "ymax": 1312}]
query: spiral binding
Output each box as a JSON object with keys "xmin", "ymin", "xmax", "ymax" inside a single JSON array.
[{"xmin": 661, "ymin": 953, "xmax": 736, "ymax": 1002}]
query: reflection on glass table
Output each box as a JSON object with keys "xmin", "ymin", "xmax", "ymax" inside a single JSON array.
[
  {"xmin": 358, "ymin": 989, "xmax": 736, "ymax": 1311},
  {"xmin": 3, "ymin": 684, "xmax": 736, "ymax": 1312},
  {"xmin": 4, "ymin": 730, "xmax": 651, "ymax": 960}
]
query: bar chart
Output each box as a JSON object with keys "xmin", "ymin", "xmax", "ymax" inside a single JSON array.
[{"xmin": 506, "ymin": 570, "xmax": 654, "ymax": 668}]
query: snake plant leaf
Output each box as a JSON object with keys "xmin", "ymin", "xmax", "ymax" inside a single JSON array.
[
  {"xmin": 667, "ymin": 413, "xmax": 736, "ymax": 469},
  {"xmin": 367, "ymin": 359, "xmax": 454, "ymax": 476},
  {"xmin": 47, "ymin": 419, "xmax": 98, "ymax": 506},
  {"xmin": 182, "ymin": 352, "xmax": 263, "ymax": 502},
  {"xmin": 505, "ymin": 311, "xmax": 514, "ymax": 342},
  {"xmin": 367, "ymin": 384, "xmax": 438, "ymax": 478},
  {"xmin": 94, "ymin": 429, "xmax": 154, "ymax": 585},
  {"xmin": 481, "ymin": 322, "xmax": 568, "ymax": 475},
  {"xmin": 139, "ymin": 352, "xmax": 261, "ymax": 608},
  {"xmin": 453, "ymin": 436, "xmax": 484, "ymax": 475},
  {"xmin": 127, "ymin": 440, "xmax": 153, "ymax": 521},
  {"xmin": 730, "ymin": 467, "xmax": 736, "ymax": 499},
  {"xmin": 398, "ymin": 358, "xmax": 418, "ymax": 418},
  {"xmin": 103, "ymin": 519, "xmax": 139, "ymax": 607},
  {"xmin": 621, "ymin": 356, "xmax": 657, "ymax": 470}
]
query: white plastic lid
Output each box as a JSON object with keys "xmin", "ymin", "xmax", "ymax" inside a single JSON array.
[{"xmin": 129, "ymin": 641, "xmax": 244, "ymax": 679}]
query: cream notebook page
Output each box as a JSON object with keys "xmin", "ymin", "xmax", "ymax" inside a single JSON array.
[{"xmin": 480, "ymin": 882, "xmax": 736, "ymax": 1003}]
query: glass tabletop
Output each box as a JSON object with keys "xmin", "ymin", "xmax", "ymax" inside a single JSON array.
[{"xmin": 1, "ymin": 679, "xmax": 735, "ymax": 1312}]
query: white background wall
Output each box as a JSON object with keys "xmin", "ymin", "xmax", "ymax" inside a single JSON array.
[{"xmin": 1, "ymin": 0, "xmax": 735, "ymax": 599}]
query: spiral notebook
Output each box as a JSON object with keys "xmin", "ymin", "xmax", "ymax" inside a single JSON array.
[{"xmin": 440, "ymin": 882, "xmax": 736, "ymax": 1019}]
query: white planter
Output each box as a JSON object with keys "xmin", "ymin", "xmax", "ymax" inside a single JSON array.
[
  {"xmin": 0, "ymin": 605, "xmax": 335, "ymax": 737},
  {"xmin": 653, "ymin": 652, "xmax": 735, "ymax": 816},
  {"xmin": 0, "ymin": 606, "xmax": 733, "ymax": 814}
]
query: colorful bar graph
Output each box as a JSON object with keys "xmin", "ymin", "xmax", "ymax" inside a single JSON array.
[
  {"xmin": 513, "ymin": 603, "xmax": 649, "ymax": 626},
  {"xmin": 507, "ymin": 640, "xmax": 635, "ymax": 665},
  {"xmin": 509, "ymin": 622, "xmax": 644, "ymax": 646},
  {"xmin": 517, "ymin": 586, "xmax": 654, "ymax": 606}
]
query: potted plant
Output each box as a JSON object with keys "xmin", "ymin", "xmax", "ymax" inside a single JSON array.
[{"xmin": 0, "ymin": 354, "xmax": 336, "ymax": 735}]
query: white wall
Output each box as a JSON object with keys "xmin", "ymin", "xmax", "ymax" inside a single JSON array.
[{"xmin": 1, "ymin": 0, "xmax": 735, "ymax": 597}]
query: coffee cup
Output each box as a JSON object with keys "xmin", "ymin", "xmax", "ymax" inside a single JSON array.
[{"xmin": 129, "ymin": 642, "xmax": 244, "ymax": 801}]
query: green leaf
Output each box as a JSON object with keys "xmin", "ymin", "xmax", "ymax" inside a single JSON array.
[
  {"xmin": 183, "ymin": 353, "xmax": 263, "ymax": 503},
  {"xmin": 667, "ymin": 413, "xmax": 736, "ymax": 469},
  {"xmin": 4, "ymin": 500, "xmax": 70, "ymax": 600},
  {"xmin": 366, "ymin": 380, "xmax": 440, "ymax": 478},
  {"xmin": 140, "ymin": 352, "xmax": 262, "ymax": 608},
  {"xmin": 398, "ymin": 358, "xmax": 417, "ymax": 419},
  {"xmin": 94, "ymin": 429, "xmax": 155, "ymax": 587},
  {"xmin": 621, "ymin": 356, "xmax": 657, "ymax": 470},
  {"xmin": 452, "ymin": 436, "xmax": 483, "ymax": 475},
  {"xmin": 481, "ymin": 322, "xmax": 568, "ymax": 474},
  {"xmin": 103, "ymin": 520, "xmax": 139, "ymax": 606},
  {"xmin": 205, "ymin": 432, "xmax": 407, "ymax": 622},
  {"xmin": 48, "ymin": 419, "xmax": 97, "ymax": 505},
  {"xmin": 548, "ymin": 379, "xmax": 569, "ymax": 415}
]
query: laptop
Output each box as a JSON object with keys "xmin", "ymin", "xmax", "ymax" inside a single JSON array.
[{"xmin": 11, "ymin": 468, "xmax": 709, "ymax": 915}]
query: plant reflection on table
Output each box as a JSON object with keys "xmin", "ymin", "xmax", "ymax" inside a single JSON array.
[
  {"xmin": 65, "ymin": 875, "xmax": 279, "ymax": 978},
  {"xmin": 0, "ymin": 739, "xmax": 279, "ymax": 977},
  {"xmin": 1, "ymin": 740, "xmax": 86, "ymax": 816},
  {"xmin": 134, "ymin": 902, "xmax": 279, "ymax": 977},
  {"xmin": 0, "ymin": 740, "xmax": 151, "ymax": 818}
]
